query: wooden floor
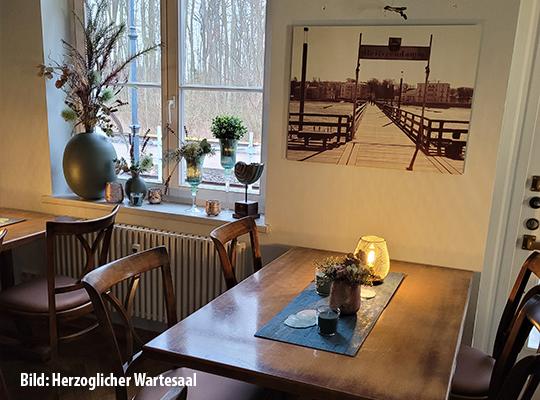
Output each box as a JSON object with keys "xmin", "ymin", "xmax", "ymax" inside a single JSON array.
[
  {"xmin": 0, "ymin": 325, "xmax": 308, "ymax": 400},
  {"xmin": 287, "ymin": 104, "xmax": 464, "ymax": 174},
  {"xmin": 0, "ymin": 327, "xmax": 169, "ymax": 400}
]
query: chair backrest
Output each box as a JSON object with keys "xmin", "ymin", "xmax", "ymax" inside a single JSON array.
[
  {"xmin": 210, "ymin": 216, "xmax": 262, "ymax": 290},
  {"xmin": 46, "ymin": 205, "xmax": 119, "ymax": 299},
  {"xmin": 489, "ymin": 293, "xmax": 540, "ymax": 399},
  {"xmin": 82, "ymin": 246, "xmax": 177, "ymax": 400},
  {"xmin": 493, "ymin": 251, "xmax": 540, "ymax": 359},
  {"xmin": 495, "ymin": 352, "xmax": 540, "ymax": 400},
  {"xmin": 0, "ymin": 228, "xmax": 6, "ymax": 251}
]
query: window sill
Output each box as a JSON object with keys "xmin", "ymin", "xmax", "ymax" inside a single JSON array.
[{"xmin": 42, "ymin": 195, "xmax": 270, "ymax": 234}]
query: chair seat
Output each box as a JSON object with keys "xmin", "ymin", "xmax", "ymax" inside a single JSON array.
[
  {"xmin": 451, "ymin": 344, "xmax": 495, "ymax": 398},
  {"xmin": 135, "ymin": 367, "xmax": 273, "ymax": 400},
  {"xmin": 0, "ymin": 275, "xmax": 90, "ymax": 313}
]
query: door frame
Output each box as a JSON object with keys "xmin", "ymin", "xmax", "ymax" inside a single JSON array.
[{"xmin": 474, "ymin": 0, "xmax": 540, "ymax": 352}]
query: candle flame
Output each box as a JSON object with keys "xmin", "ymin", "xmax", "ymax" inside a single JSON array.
[{"xmin": 367, "ymin": 250, "xmax": 375, "ymax": 265}]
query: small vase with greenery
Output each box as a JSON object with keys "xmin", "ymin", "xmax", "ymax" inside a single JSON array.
[
  {"xmin": 37, "ymin": 0, "xmax": 159, "ymax": 199},
  {"xmin": 163, "ymin": 125, "xmax": 215, "ymax": 212},
  {"xmin": 210, "ymin": 115, "xmax": 247, "ymax": 212},
  {"xmin": 114, "ymin": 128, "xmax": 154, "ymax": 201}
]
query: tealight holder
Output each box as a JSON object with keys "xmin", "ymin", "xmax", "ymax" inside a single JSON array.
[
  {"xmin": 130, "ymin": 192, "xmax": 144, "ymax": 206},
  {"xmin": 206, "ymin": 200, "xmax": 221, "ymax": 216},
  {"xmin": 105, "ymin": 182, "xmax": 124, "ymax": 204},
  {"xmin": 148, "ymin": 188, "xmax": 162, "ymax": 204}
]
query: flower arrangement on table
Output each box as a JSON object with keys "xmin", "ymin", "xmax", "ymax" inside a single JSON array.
[
  {"xmin": 316, "ymin": 252, "xmax": 378, "ymax": 287},
  {"xmin": 313, "ymin": 252, "xmax": 378, "ymax": 314}
]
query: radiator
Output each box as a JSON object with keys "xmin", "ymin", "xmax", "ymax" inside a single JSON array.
[{"xmin": 54, "ymin": 223, "xmax": 246, "ymax": 322}]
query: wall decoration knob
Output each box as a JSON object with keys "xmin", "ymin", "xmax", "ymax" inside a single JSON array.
[
  {"xmin": 530, "ymin": 197, "xmax": 540, "ymax": 209},
  {"xmin": 526, "ymin": 218, "xmax": 540, "ymax": 230}
]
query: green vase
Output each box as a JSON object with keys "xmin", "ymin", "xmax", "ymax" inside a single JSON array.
[
  {"xmin": 62, "ymin": 132, "xmax": 117, "ymax": 200},
  {"xmin": 125, "ymin": 172, "xmax": 148, "ymax": 200},
  {"xmin": 185, "ymin": 155, "xmax": 205, "ymax": 213}
]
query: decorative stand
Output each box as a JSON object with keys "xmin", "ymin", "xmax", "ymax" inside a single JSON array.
[{"xmin": 233, "ymin": 162, "xmax": 264, "ymax": 219}]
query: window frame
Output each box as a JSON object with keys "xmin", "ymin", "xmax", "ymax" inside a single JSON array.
[
  {"xmin": 76, "ymin": 0, "xmax": 269, "ymax": 212},
  {"xmin": 162, "ymin": 0, "xmax": 268, "ymax": 211}
]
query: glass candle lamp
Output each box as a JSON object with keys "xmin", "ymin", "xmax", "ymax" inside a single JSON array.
[{"xmin": 354, "ymin": 235, "xmax": 390, "ymax": 281}]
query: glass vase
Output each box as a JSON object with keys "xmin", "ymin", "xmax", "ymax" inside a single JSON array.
[
  {"xmin": 219, "ymin": 138, "xmax": 238, "ymax": 213},
  {"xmin": 185, "ymin": 155, "xmax": 205, "ymax": 213}
]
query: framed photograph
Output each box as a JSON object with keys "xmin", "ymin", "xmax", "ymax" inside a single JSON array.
[{"xmin": 287, "ymin": 25, "xmax": 482, "ymax": 174}]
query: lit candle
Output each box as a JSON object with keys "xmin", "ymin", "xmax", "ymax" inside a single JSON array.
[{"xmin": 367, "ymin": 248, "xmax": 375, "ymax": 266}]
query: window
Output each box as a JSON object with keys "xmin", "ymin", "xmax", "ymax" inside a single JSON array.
[
  {"xmin": 87, "ymin": 0, "xmax": 267, "ymax": 203},
  {"xmin": 88, "ymin": 0, "xmax": 163, "ymax": 183}
]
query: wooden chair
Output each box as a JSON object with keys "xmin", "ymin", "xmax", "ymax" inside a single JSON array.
[
  {"xmin": 489, "ymin": 294, "xmax": 540, "ymax": 399},
  {"xmin": 0, "ymin": 206, "xmax": 119, "ymax": 364},
  {"xmin": 450, "ymin": 251, "xmax": 540, "ymax": 399},
  {"xmin": 81, "ymin": 246, "xmax": 276, "ymax": 400},
  {"xmin": 0, "ymin": 228, "xmax": 6, "ymax": 248},
  {"xmin": 0, "ymin": 229, "xmax": 9, "ymax": 400},
  {"xmin": 210, "ymin": 216, "xmax": 262, "ymax": 290}
]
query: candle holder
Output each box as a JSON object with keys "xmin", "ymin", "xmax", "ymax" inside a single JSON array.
[
  {"xmin": 105, "ymin": 182, "xmax": 124, "ymax": 204},
  {"xmin": 354, "ymin": 235, "xmax": 390, "ymax": 281},
  {"xmin": 148, "ymin": 188, "xmax": 162, "ymax": 204}
]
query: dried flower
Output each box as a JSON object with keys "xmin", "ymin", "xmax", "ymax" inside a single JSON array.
[
  {"xmin": 37, "ymin": 0, "xmax": 159, "ymax": 135},
  {"xmin": 315, "ymin": 252, "xmax": 377, "ymax": 286},
  {"xmin": 162, "ymin": 124, "xmax": 216, "ymax": 195},
  {"xmin": 114, "ymin": 128, "xmax": 154, "ymax": 175}
]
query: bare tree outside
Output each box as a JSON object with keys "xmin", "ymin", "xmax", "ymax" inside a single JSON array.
[{"xmin": 89, "ymin": 0, "xmax": 266, "ymax": 186}]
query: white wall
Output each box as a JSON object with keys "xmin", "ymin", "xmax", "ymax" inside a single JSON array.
[
  {"xmin": 0, "ymin": 0, "xmax": 522, "ymax": 275},
  {"xmin": 263, "ymin": 0, "xmax": 521, "ymax": 272},
  {"xmin": 0, "ymin": 0, "xmax": 52, "ymax": 210}
]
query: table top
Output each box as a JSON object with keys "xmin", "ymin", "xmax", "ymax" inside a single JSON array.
[
  {"xmin": 0, "ymin": 208, "xmax": 73, "ymax": 251},
  {"xmin": 143, "ymin": 247, "xmax": 473, "ymax": 400}
]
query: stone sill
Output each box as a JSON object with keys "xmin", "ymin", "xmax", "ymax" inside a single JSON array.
[{"xmin": 42, "ymin": 195, "xmax": 270, "ymax": 234}]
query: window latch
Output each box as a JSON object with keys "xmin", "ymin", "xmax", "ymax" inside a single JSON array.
[{"xmin": 167, "ymin": 96, "xmax": 176, "ymax": 124}]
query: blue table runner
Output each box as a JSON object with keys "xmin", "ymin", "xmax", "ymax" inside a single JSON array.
[{"xmin": 255, "ymin": 272, "xmax": 405, "ymax": 356}]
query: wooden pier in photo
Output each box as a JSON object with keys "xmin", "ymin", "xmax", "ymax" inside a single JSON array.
[
  {"xmin": 378, "ymin": 103, "xmax": 469, "ymax": 159},
  {"xmin": 287, "ymin": 104, "xmax": 465, "ymax": 174},
  {"xmin": 288, "ymin": 103, "xmax": 367, "ymax": 150}
]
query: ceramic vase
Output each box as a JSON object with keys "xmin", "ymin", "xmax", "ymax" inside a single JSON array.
[
  {"xmin": 329, "ymin": 281, "xmax": 361, "ymax": 314},
  {"xmin": 125, "ymin": 171, "xmax": 147, "ymax": 200},
  {"xmin": 62, "ymin": 131, "xmax": 117, "ymax": 199}
]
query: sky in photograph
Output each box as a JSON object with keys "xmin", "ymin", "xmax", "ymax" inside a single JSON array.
[{"xmin": 290, "ymin": 25, "xmax": 482, "ymax": 88}]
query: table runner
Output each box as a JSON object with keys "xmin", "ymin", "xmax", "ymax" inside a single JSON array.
[{"xmin": 255, "ymin": 272, "xmax": 405, "ymax": 356}]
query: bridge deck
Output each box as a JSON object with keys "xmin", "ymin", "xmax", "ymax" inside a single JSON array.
[{"xmin": 287, "ymin": 104, "xmax": 464, "ymax": 174}]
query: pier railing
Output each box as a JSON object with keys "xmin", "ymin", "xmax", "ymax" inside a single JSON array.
[
  {"xmin": 378, "ymin": 103, "xmax": 469, "ymax": 159},
  {"xmin": 288, "ymin": 102, "xmax": 367, "ymax": 149}
]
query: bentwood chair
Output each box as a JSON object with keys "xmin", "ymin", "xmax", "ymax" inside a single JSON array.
[
  {"xmin": 82, "ymin": 246, "xmax": 276, "ymax": 400},
  {"xmin": 0, "ymin": 231, "xmax": 8, "ymax": 400},
  {"xmin": 450, "ymin": 251, "xmax": 540, "ymax": 399},
  {"xmin": 0, "ymin": 206, "xmax": 119, "ymax": 365},
  {"xmin": 0, "ymin": 228, "xmax": 6, "ymax": 249},
  {"xmin": 487, "ymin": 294, "xmax": 540, "ymax": 399},
  {"xmin": 210, "ymin": 216, "xmax": 262, "ymax": 290}
]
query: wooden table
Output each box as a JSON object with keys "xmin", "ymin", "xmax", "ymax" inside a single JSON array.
[
  {"xmin": 143, "ymin": 247, "xmax": 473, "ymax": 400},
  {"xmin": 0, "ymin": 208, "xmax": 74, "ymax": 288}
]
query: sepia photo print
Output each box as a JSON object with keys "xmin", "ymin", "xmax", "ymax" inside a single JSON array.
[{"xmin": 286, "ymin": 25, "xmax": 482, "ymax": 174}]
